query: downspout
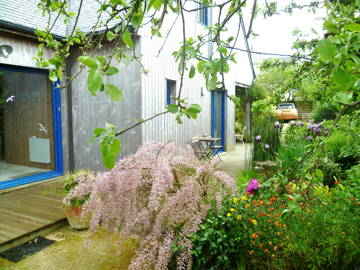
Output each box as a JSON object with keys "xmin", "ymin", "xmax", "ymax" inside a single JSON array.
[
  {"xmin": 66, "ymin": 50, "xmax": 75, "ymax": 172},
  {"xmin": 240, "ymin": 16, "xmax": 256, "ymax": 139}
]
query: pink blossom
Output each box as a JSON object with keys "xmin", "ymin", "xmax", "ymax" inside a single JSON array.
[{"xmin": 245, "ymin": 178, "xmax": 259, "ymax": 195}]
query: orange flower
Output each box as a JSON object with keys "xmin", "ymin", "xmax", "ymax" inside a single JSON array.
[
  {"xmin": 251, "ymin": 233, "xmax": 259, "ymax": 239},
  {"xmin": 259, "ymin": 243, "xmax": 263, "ymax": 248},
  {"xmin": 334, "ymin": 181, "xmax": 340, "ymax": 185},
  {"xmin": 266, "ymin": 201, "xmax": 272, "ymax": 206},
  {"xmin": 249, "ymin": 251, "xmax": 254, "ymax": 256},
  {"xmin": 264, "ymin": 248, "xmax": 269, "ymax": 253},
  {"xmin": 271, "ymin": 254, "xmax": 276, "ymax": 258},
  {"xmin": 268, "ymin": 219, "xmax": 273, "ymax": 223},
  {"xmin": 268, "ymin": 207, "xmax": 275, "ymax": 212}
]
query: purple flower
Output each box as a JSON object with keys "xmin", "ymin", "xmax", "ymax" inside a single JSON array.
[
  {"xmin": 289, "ymin": 120, "xmax": 296, "ymax": 126},
  {"xmin": 255, "ymin": 135, "xmax": 261, "ymax": 142},
  {"xmin": 274, "ymin": 121, "xmax": 280, "ymax": 129},
  {"xmin": 264, "ymin": 143, "xmax": 270, "ymax": 150},
  {"xmin": 297, "ymin": 121, "xmax": 304, "ymax": 126},
  {"xmin": 307, "ymin": 124, "xmax": 314, "ymax": 131},
  {"xmin": 245, "ymin": 178, "xmax": 259, "ymax": 195},
  {"xmin": 306, "ymin": 135, "xmax": 313, "ymax": 141}
]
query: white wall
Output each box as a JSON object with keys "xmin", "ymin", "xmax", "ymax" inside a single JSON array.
[{"xmin": 139, "ymin": 2, "xmax": 253, "ymax": 150}]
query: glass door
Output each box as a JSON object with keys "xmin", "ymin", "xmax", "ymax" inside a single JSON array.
[
  {"xmin": 0, "ymin": 65, "xmax": 63, "ymax": 189},
  {"xmin": 211, "ymin": 91, "xmax": 226, "ymax": 151}
]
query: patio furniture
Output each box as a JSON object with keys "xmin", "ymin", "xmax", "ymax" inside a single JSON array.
[
  {"xmin": 235, "ymin": 126, "xmax": 246, "ymax": 144},
  {"xmin": 191, "ymin": 137, "xmax": 211, "ymax": 160},
  {"xmin": 198, "ymin": 136, "xmax": 223, "ymax": 161}
]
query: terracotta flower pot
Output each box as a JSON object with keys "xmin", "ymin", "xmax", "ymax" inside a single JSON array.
[{"xmin": 64, "ymin": 205, "xmax": 90, "ymax": 230}]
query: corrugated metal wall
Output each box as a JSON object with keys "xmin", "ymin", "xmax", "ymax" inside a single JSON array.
[
  {"xmin": 139, "ymin": 2, "xmax": 246, "ymax": 150},
  {"xmin": 71, "ymin": 41, "xmax": 142, "ymax": 171}
]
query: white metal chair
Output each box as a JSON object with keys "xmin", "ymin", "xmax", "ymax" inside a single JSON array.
[{"xmin": 235, "ymin": 126, "xmax": 246, "ymax": 144}]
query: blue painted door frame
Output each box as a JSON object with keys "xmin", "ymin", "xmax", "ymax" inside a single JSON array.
[
  {"xmin": 0, "ymin": 64, "xmax": 63, "ymax": 190},
  {"xmin": 211, "ymin": 90, "xmax": 226, "ymax": 152}
]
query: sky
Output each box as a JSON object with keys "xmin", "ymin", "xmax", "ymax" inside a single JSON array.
[{"xmin": 245, "ymin": 1, "xmax": 327, "ymax": 67}]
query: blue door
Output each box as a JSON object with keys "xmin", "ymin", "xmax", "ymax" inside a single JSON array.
[
  {"xmin": 211, "ymin": 91, "xmax": 226, "ymax": 152},
  {"xmin": 0, "ymin": 65, "xmax": 63, "ymax": 189}
]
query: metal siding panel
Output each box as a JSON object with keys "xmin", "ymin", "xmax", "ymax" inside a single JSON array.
[{"xmin": 71, "ymin": 41, "xmax": 142, "ymax": 171}]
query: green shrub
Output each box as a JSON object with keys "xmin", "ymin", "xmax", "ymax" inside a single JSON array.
[
  {"xmin": 252, "ymin": 115, "xmax": 281, "ymax": 163},
  {"xmin": 311, "ymin": 104, "xmax": 338, "ymax": 122},
  {"xmin": 192, "ymin": 179, "xmax": 360, "ymax": 270}
]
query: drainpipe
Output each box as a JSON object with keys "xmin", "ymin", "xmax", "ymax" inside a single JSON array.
[
  {"xmin": 240, "ymin": 16, "xmax": 256, "ymax": 139},
  {"xmin": 66, "ymin": 51, "xmax": 75, "ymax": 172}
]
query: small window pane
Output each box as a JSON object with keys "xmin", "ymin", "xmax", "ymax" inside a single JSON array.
[
  {"xmin": 166, "ymin": 79, "xmax": 176, "ymax": 105},
  {"xmin": 198, "ymin": 4, "xmax": 208, "ymax": 26}
]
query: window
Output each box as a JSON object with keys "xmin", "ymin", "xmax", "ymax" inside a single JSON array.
[
  {"xmin": 198, "ymin": 4, "xmax": 208, "ymax": 26},
  {"xmin": 166, "ymin": 79, "xmax": 176, "ymax": 105}
]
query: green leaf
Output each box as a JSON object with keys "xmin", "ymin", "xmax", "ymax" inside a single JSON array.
[
  {"xmin": 315, "ymin": 169, "xmax": 324, "ymax": 179},
  {"xmin": 122, "ymin": 28, "xmax": 134, "ymax": 47},
  {"xmin": 207, "ymin": 75, "xmax": 217, "ymax": 90},
  {"xmin": 131, "ymin": 13, "xmax": 143, "ymax": 28},
  {"xmin": 350, "ymin": 55, "xmax": 360, "ymax": 66},
  {"xmin": 105, "ymin": 84, "xmax": 123, "ymax": 101},
  {"xmin": 333, "ymin": 69, "xmax": 351, "ymax": 86},
  {"xmin": 37, "ymin": 44, "xmax": 44, "ymax": 58},
  {"xmin": 96, "ymin": 56, "xmax": 107, "ymax": 66},
  {"xmin": 106, "ymin": 31, "xmax": 117, "ymax": 41},
  {"xmin": 197, "ymin": 60, "xmax": 207, "ymax": 73},
  {"xmin": 100, "ymin": 139, "xmax": 121, "ymax": 169},
  {"xmin": 344, "ymin": 23, "xmax": 360, "ymax": 32},
  {"xmin": 105, "ymin": 66, "xmax": 119, "ymax": 76},
  {"xmin": 90, "ymin": 128, "xmax": 106, "ymax": 143},
  {"xmin": 317, "ymin": 39, "xmax": 336, "ymax": 63},
  {"xmin": 218, "ymin": 46, "xmax": 227, "ymax": 55},
  {"xmin": 189, "ymin": 65, "xmax": 196, "ymax": 78},
  {"xmin": 78, "ymin": 56, "xmax": 98, "ymax": 69},
  {"xmin": 167, "ymin": 104, "xmax": 179, "ymax": 113},
  {"xmin": 49, "ymin": 70, "xmax": 58, "ymax": 82},
  {"xmin": 87, "ymin": 70, "xmax": 103, "ymax": 95}
]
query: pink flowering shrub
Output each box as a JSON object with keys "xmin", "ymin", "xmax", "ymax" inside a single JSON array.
[{"xmin": 64, "ymin": 142, "xmax": 236, "ymax": 270}]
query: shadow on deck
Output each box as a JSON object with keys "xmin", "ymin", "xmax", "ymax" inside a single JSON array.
[{"xmin": 0, "ymin": 179, "xmax": 66, "ymax": 252}]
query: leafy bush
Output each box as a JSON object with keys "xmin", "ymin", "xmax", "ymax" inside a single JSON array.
[
  {"xmin": 192, "ymin": 177, "xmax": 360, "ymax": 270},
  {"xmin": 65, "ymin": 142, "xmax": 235, "ymax": 270},
  {"xmin": 63, "ymin": 170, "xmax": 95, "ymax": 206},
  {"xmin": 311, "ymin": 104, "xmax": 338, "ymax": 123},
  {"xmin": 252, "ymin": 116, "xmax": 281, "ymax": 163}
]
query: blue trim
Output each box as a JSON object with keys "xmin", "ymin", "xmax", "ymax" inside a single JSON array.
[
  {"xmin": 211, "ymin": 91, "xmax": 226, "ymax": 152},
  {"xmin": 0, "ymin": 65, "xmax": 63, "ymax": 190},
  {"xmin": 166, "ymin": 81, "xmax": 171, "ymax": 105}
]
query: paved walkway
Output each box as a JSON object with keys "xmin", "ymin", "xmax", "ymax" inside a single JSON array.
[{"xmin": 219, "ymin": 143, "xmax": 252, "ymax": 179}]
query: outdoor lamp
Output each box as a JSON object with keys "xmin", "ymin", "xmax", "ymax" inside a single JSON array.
[{"xmin": 0, "ymin": 45, "xmax": 13, "ymax": 58}]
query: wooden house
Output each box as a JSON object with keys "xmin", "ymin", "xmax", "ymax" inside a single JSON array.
[{"xmin": 0, "ymin": 0, "xmax": 254, "ymax": 189}]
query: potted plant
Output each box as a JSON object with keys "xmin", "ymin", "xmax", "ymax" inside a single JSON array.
[{"xmin": 63, "ymin": 170, "xmax": 94, "ymax": 230}]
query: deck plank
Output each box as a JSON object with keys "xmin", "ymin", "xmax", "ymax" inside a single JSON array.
[{"xmin": 0, "ymin": 179, "xmax": 66, "ymax": 246}]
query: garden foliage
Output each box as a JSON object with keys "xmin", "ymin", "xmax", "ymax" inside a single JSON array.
[
  {"xmin": 192, "ymin": 110, "xmax": 360, "ymax": 270},
  {"xmin": 65, "ymin": 142, "xmax": 235, "ymax": 270}
]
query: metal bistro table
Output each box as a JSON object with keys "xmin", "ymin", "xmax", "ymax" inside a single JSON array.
[{"xmin": 198, "ymin": 136, "xmax": 223, "ymax": 161}]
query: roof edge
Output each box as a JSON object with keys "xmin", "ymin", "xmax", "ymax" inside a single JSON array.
[{"xmin": 0, "ymin": 20, "xmax": 64, "ymax": 40}]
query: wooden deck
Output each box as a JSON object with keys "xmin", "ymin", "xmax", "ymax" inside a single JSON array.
[{"xmin": 0, "ymin": 179, "xmax": 65, "ymax": 251}]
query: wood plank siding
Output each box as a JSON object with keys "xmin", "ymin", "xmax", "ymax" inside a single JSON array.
[{"xmin": 0, "ymin": 180, "xmax": 65, "ymax": 247}]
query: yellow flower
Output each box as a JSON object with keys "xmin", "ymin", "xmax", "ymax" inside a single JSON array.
[
  {"xmin": 230, "ymin": 208, "xmax": 235, "ymax": 212},
  {"xmin": 233, "ymin": 197, "xmax": 238, "ymax": 204},
  {"xmin": 237, "ymin": 215, "xmax": 242, "ymax": 220},
  {"xmin": 226, "ymin": 213, "xmax": 232, "ymax": 217},
  {"xmin": 252, "ymin": 219, "xmax": 258, "ymax": 226},
  {"xmin": 241, "ymin": 195, "xmax": 248, "ymax": 201},
  {"xmin": 244, "ymin": 204, "xmax": 250, "ymax": 208}
]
